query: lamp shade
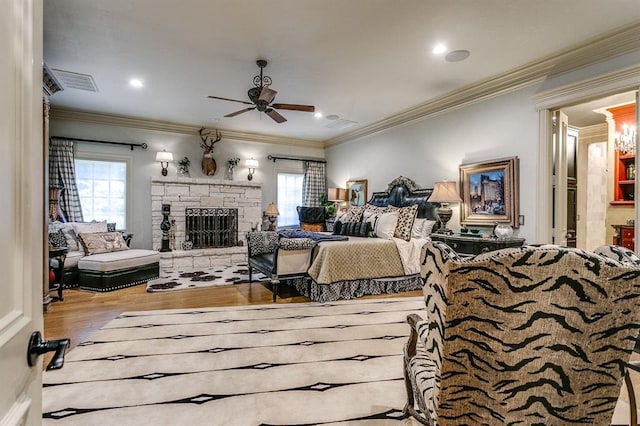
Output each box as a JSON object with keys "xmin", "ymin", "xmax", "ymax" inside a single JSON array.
[
  {"xmin": 328, "ymin": 187, "xmax": 347, "ymax": 201},
  {"xmin": 428, "ymin": 181, "xmax": 462, "ymax": 203},
  {"xmin": 155, "ymin": 151, "xmax": 174, "ymax": 162},
  {"xmin": 265, "ymin": 202, "xmax": 279, "ymax": 216},
  {"xmin": 246, "ymin": 158, "xmax": 259, "ymax": 168}
]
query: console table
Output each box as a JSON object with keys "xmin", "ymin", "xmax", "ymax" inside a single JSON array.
[{"xmin": 430, "ymin": 233, "xmax": 525, "ymax": 256}]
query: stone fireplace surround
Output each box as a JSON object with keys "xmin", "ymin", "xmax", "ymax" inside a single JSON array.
[{"xmin": 151, "ymin": 177, "xmax": 262, "ymax": 269}]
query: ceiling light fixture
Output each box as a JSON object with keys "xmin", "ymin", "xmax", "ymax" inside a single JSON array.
[
  {"xmin": 129, "ymin": 78, "xmax": 144, "ymax": 88},
  {"xmin": 432, "ymin": 44, "xmax": 447, "ymax": 55},
  {"xmin": 314, "ymin": 112, "xmax": 323, "ymax": 118},
  {"xmin": 445, "ymin": 50, "xmax": 471, "ymax": 62}
]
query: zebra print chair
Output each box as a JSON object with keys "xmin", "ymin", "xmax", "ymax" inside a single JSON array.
[{"xmin": 405, "ymin": 242, "xmax": 640, "ymax": 425}]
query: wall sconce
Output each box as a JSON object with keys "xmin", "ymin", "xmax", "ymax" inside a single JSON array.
[
  {"xmin": 155, "ymin": 150, "xmax": 173, "ymax": 176},
  {"xmin": 427, "ymin": 181, "xmax": 462, "ymax": 235},
  {"xmin": 264, "ymin": 202, "xmax": 280, "ymax": 231},
  {"xmin": 246, "ymin": 158, "xmax": 259, "ymax": 181}
]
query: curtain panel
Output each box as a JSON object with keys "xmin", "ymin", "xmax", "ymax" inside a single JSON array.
[
  {"xmin": 302, "ymin": 161, "xmax": 326, "ymax": 207},
  {"xmin": 49, "ymin": 138, "xmax": 84, "ymax": 222}
]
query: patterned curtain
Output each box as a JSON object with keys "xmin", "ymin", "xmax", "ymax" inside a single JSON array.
[
  {"xmin": 302, "ymin": 161, "xmax": 326, "ymax": 207},
  {"xmin": 49, "ymin": 138, "xmax": 83, "ymax": 222}
]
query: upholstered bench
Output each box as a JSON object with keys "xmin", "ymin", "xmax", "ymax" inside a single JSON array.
[{"xmin": 78, "ymin": 249, "xmax": 160, "ymax": 292}]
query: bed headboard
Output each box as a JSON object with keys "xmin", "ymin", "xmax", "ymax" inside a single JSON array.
[{"xmin": 367, "ymin": 176, "xmax": 441, "ymax": 226}]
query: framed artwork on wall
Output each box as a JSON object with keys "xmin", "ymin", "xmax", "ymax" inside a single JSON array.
[
  {"xmin": 459, "ymin": 157, "xmax": 519, "ymax": 228},
  {"xmin": 346, "ymin": 179, "xmax": 368, "ymax": 207}
]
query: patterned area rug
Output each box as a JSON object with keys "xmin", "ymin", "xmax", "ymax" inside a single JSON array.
[
  {"xmin": 146, "ymin": 263, "xmax": 268, "ymax": 292},
  {"xmin": 42, "ymin": 297, "xmax": 426, "ymax": 425}
]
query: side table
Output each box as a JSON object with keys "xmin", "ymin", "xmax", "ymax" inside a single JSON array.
[
  {"xmin": 429, "ymin": 233, "xmax": 525, "ymax": 256},
  {"xmin": 49, "ymin": 246, "xmax": 68, "ymax": 302}
]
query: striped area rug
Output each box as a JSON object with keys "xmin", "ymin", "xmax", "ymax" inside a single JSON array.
[{"xmin": 43, "ymin": 297, "xmax": 426, "ymax": 425}]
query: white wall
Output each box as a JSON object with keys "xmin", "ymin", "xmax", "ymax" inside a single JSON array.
[
  {"xmin": 49, "ymin": 119, "xmax": 324, "ymax": 249},
  {"xmin": 325, "ymin": 85, "xmax": 541, "ymax": 243}
]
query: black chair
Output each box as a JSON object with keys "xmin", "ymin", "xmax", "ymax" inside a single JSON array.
[{"xmin": 296, "ymin": 206, "xmax": 327, "ymax": 232}]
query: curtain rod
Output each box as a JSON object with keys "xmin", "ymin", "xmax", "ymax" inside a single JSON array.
[
  {"xmin": 267, "ymin": 155, "xmax": 326, "ymax": 164},
  {"xmin": 51, "ymin": 136, "xmax": 148, "ymax": 151}
]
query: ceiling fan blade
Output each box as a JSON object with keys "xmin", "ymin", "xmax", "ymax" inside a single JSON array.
[
  {"xmin": 224, "ymin": 107, "xmax": 256, "ymax": 118},
  {"xmin": 265, "ymin": 108, "xmax": 287, "ymax": 123},
  {"xmin": 259, "ymin": 87, "xmax": 277, "ymax": 103},
  {"xmin": 271, "ymin": 103, "xmax": 315, "ymax": 113},
  {"xmin": 208, "ymin": 95, "xmax": 253, "ymax": 105}
]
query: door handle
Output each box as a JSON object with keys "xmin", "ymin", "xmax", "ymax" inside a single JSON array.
[{"xmin": 27, "ymin": 331, "xmax": 70, "ymax": 371}]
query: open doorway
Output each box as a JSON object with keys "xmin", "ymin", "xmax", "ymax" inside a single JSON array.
[{"xmin": 553, "ymin": 91, "xmax": 637, "ymax": 251}]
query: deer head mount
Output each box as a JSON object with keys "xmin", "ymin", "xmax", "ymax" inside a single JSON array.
[{"xmin": 199, "ymin": 127, "xmax": 221, "ymax": 176}]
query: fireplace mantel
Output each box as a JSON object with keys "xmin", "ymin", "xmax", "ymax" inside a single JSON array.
[{"xmin": 151, "ymin": 177, "xmax": 262, "ymax": 269}]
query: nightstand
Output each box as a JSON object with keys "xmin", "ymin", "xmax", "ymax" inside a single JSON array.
[{"xmin": 430, "ymin": 233, "xmax": 525, "ymax": 256}]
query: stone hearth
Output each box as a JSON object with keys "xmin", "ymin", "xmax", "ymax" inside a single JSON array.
[{"xmin": 151, "ymin": 177, "xmax": 262, "ymax": 269}]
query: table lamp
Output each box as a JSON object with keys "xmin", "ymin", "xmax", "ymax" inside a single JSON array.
[
  {"xmin": 428, "ymin": 181, "xmax": 462, "ymax": 234},
  {"xmin": 264, "ymin": 202, "xmax": 280, "ymax": 231}
]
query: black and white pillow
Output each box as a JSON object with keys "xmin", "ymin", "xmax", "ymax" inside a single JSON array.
[
  {"xmin": 340, "ymin": 205, "xmax": 365, "ymax": 223},
  {"xmin": 107, "ymin": 222, "xmax": 117, "ymax": 232},
  {"xmin": 393, "ymin": 204, "xmax": 418, "ymax": 241},
  {"xmin": 48, "ymin": 229, "xmax": 67, "ymax": 247}
]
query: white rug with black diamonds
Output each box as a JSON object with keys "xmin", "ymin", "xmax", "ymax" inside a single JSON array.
[
  {"xmin": 42, "ymin": 297, "xmax": 426, "ymax": 425},
  {"xmin": 146, "ymin": 263, "xmax": 268, "ymax": 292}
]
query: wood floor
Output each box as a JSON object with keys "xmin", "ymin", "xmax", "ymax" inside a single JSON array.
[{"xmin": 43, "ymin": 281, "xmax": 421, "ymax": 355}]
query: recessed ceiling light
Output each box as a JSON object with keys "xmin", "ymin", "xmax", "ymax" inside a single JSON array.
[
  {"xmin": 432, "ymin": 44, "xmax": 447, "ymax": 55},
  {"xmin": 314, "ymin": 112, "xmax": 323, "ymax": 118},
  {"xmin": 129, "ymin": 78, "xmax": 143, "ymax": 88},
  {"xmin": 445, "ymin": 50, "xmax": 470, "ymax": 62}
]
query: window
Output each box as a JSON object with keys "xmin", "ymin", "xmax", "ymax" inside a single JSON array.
[
  {"xmin": 277, "ymin": 172, "xmax": 303, "ymax": 227},
  {"xmin": 75, "ymin": 158, "xmax": 128, "ymax": 229}
]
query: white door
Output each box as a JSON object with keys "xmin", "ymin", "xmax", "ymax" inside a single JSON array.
[
  {"xmin": 0, "ymin": 0, "xmax": 45, "ymax": 424},
  {"xmin": 553, "ymin": 110, "xmax": 569, "ymax": 246}
]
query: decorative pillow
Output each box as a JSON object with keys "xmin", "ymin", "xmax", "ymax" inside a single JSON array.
[
  {"xmin": 72, "ymin": 220, "xmax": 108, "ymax": 235},
  {"xmin": 363, "ymin": 212, "xmax": 381, "ymax": 237},
  {"xmin": 58, "ymin": 223, "xmax": 80, "ymax": 252},
  {"xmin": 247, "ymin": 231, "xmax": 279, "ymax": 256},
  {"xmin": 411, "ymin": 218, "xmax": 437, "ymax": 239},
  {"xmin": 375, "ymin": 212, "xmax": 399, "ymax": 239},
  {"xmin": 77, "ymin": 231, "xmax": 129, "ymax": 255},
  {"xmin": 279, "ymin": 238, "xmax": 316, "ymax": 250},
  {"xmin": 394, "ymin": 204, "xmax": 418, "ymax": 241},
  {"xmin": 332, "ymin": 220, "xmax": 343, "ymax": 235},
  {"xmin": 107, "ymin": 222, "xmax": 117, "ymax": 232},
  {"xmin": 340, "ymin": 205, "xmax": 365, "ymax": 223},
  {"xmin": 339, "ymin": 221, "xmax": 370, "ymax": 237},
  {"xmin": 48, "ymin": 229, "xmax": 67, "ymax": 248}
]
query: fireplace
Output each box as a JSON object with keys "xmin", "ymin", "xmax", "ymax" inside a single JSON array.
[{"xmin": 185, "ymin": 207, "xmax": 238, "ymax": 249}]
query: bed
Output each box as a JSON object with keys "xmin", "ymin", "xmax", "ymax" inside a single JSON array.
[{"xmin": 286, "ymin": 176, "xmax": 442, "ymax": 302}]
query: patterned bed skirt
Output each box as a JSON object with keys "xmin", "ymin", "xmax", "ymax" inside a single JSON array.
[{"xmin": 287, "ymin": 274, "xmax": 423, "ymax": 303}]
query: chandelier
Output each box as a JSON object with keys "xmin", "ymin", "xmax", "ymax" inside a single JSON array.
[{"xmin": 615, "ymin": 123, "xmax": 636, "ymax": 155}]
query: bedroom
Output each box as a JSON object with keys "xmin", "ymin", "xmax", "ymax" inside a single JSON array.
[{"xmin": 2, "ymin": 0, "xmax": 640, "ymax": 424}]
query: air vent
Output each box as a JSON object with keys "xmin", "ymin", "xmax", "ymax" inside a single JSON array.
[
  {"xmin": 52, "ymin": 69, "xmax": 99, "ymax": 92},
  {"xmin": 325, "ymin": 118, "xmax": 357, "ymax": 130}
]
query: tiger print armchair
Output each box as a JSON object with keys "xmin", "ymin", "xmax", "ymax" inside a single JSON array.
[{"xmin": 405, "ymin": 242, "xmax": 640, "ymax": 425}]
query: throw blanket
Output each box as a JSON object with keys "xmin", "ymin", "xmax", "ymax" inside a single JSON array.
[
  {"xmin": 392, "ymin": 237, "xmax": 430, "ymax": 275},
  {"xmin": 277, "ymin": 229, "xmax": 348, "ymax": 242},
  {"xmin": 308, "ymin": 236, "xmax": 405, "ymax": 284}
]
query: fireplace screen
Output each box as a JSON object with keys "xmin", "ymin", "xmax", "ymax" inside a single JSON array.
[{"xmin": 185, "ymin": 208, "xmax": 238, "ymax": 249}]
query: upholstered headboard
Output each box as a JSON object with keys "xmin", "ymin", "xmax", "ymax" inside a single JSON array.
[{"xmin": 368, "ymin": 176, "xmax": 441, "ymax": 227}]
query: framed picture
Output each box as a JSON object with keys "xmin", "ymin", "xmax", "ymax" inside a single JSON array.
[
  {"xmin": 346, "ymin": 179, "xmax": 368, "ymax": 207},
  {"xmin": 459, "ymin": 157, "xmax": 519, "ymax": 228}
]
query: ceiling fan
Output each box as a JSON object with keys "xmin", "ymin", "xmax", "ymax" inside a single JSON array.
[{"xmin": 208, "ymin": 59, "xmax": 315, "ymax": 123}]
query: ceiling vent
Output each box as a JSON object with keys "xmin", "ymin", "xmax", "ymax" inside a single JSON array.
[{"xmin": 52, "ymin": 69, "xmax": 99, "ymax": 92}]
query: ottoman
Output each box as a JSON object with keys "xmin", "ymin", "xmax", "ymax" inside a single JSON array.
[{"xmin": 78, "ymin": 249, "xmax": 160, "ymax": 292}]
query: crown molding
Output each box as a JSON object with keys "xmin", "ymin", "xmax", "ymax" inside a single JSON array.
[
  {"xmin": 326, "ymin": 20, "xmax": 640, "ymax": 147},
  {"xmin": 49, "ymin": 107, "xmax": 325, "ymax": 149}
]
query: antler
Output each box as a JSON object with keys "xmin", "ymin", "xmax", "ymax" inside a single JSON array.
[{"xmin": 199, "ymin": 127, "xmax": 222, "ymax": 148}]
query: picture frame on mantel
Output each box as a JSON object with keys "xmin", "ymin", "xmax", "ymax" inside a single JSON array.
[
  {"xmin": 459, "ymin": 157, "xmax": 519, "ymax": 228},
  {"xmin": 346, "ymin": 179, "xmax": 368, "ymax": 207}
]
